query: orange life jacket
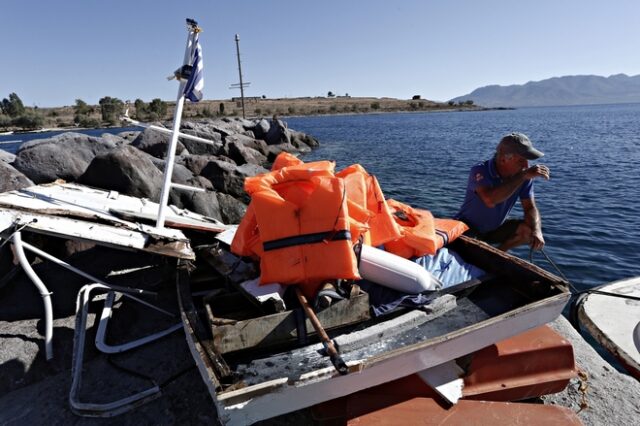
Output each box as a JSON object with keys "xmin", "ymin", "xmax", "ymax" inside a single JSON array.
[
  {"xmin": 231, "ymin": 159, "xmax": 360, "ymax": 298},
  {"xmin": 336, "ymin": 165, "xmax": 403, "ymax": 247},
  {"xmin": 271, "ymin": 151, "xmax": 303, "ymax": 171},
  {"xmin": 384, "ymin": 199, "xmax": 469, "ymax": 258}
]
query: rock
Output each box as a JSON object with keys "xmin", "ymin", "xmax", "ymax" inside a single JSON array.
[
  {"xmin": 78, "ymin": 145, "xmax": 163, "ymax": 200},
  {"xmin": 227, "ymin": 134, "xmax": 268, "ymax": 155},
  {"xmin": 264, "ymin": 119, "xmax": 290, "ymax": 145},
  {"xmin": 216, "ymin": 193, "xmax": 247, "ymax": 224},
  {"xmin": 290, "ymin": 129, "xmax": 320, "ymax": 148},
  {"xmin": 179, "ymin": 122, "xmax": 225, "ymax": 156},
  {"xmin": 100, "ymin": 133, "xmax": 128, "ymax": 146},
  {"xmin": 265, "ymin": 143, "xmax": 299, "ymax": 163},
  {"xmin": 12, "ymin": 133, "xmax": 118, "ymax": 184},
  {"xmin": 179, "ymin": 154, "xmax": 234, "ymax": 177},
  {"xmin": 227, "ymin": 140, "xmax": 268, "ymax": 166},
  {"xmin": 0, "ymin": 150, "xmax": 16, "ymax": 164},
  {"xmin": 250, "ymin": 119, "xmax": 271, "ymax": 140},
  {"xmin": 0, "ymin": 161, "xmax": 33, "ymax": 193},
  {"xmin": 177, "ymin": 177, "xmax": 223, "ymax": 221},
  {"xmin": 131, "ymin": 127, "xmax": 187, "ymax": 159},
  {"xmin": 148, "ymin": 157, "xmax": 222, "ymax": 219},
  {"xmin": 199, "ymin": 160, "xmax": 268, "ymax": 203},
  {"xmin": 117, "ymin": 130, "xmax": 141, "ymax": 142}
]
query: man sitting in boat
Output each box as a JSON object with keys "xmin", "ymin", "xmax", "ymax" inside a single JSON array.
[{"xmin": 455, "ymin": 132, "xmax": 550, "ymax": 252}]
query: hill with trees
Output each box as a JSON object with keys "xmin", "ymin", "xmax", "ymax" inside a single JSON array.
[{"xmin": 0, "ymin": 93, "xmax": 478, "ymax": 132}]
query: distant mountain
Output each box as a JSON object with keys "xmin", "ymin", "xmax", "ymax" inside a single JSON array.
[{"xmin": 450, "ymin": 74, "xmax": 640, "ymax": 107}]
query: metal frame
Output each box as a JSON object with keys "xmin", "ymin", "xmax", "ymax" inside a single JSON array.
[
  {"xmin": 70, "ymin": 284, "xmax": 161, "ymax": 417},
  {"xmin": 95, "ymin": 291, "xmax": 182, "ymax": 354}
]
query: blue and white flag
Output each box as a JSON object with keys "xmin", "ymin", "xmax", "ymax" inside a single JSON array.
[{"xmin": 184, "ymin": 34, "xmax": 204, "ymax": 102}]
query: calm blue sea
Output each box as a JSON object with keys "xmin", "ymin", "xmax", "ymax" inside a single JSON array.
[
  {"xmin": 2, "ymin": 105, "xmax": 639, "ymax": 289},
  {"xmin": 288, "ymin": 104, "xmax": 640, "ymax": 290}
]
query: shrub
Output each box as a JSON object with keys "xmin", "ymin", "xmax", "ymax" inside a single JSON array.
[
  {"xmin": 254, "ymin": 108, "xmax": 262, "ymax": 115},
  {"xmin": 288, "ymin": 106, "xmax": 296, "ymax": 114},
  {"xmin": 329, "ymin": 105, "xmax": 337, "ymax": 112},
  {"xmin": 99, "ymin": 96, "xmax": 124, "ymax": 125},
  {"xmin": 370, "ymin": 102, "xmax": 380, "ymax": 110},
  {"xmin": 12, "ymin": 113, "xmax": 44, "ymax": 130},
  {"xmin": 77, "ymin": 116, "xmax": 101, "ymax": 128},
  {"xmin": 0, "ymin": 114, "xmax": 11, "ymax": 128}
]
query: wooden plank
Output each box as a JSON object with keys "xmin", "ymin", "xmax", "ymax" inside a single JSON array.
[{"xmin": 209, "ymin": 292, "xmax": 371, "ymax": 354}]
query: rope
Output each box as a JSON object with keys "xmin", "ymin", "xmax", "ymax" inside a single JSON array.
[
  {"xmin": 530, "ymin": 247, "xmax": 640, "ymax": 302},
  {"xmin": 0, "ymin": 220, "xmax": 37, "ymax": 250}
]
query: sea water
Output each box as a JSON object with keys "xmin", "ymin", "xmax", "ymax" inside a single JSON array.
[
  {"xmin": 289, "ymin": 104, "xmax": 640, "ymax": 289},
  {"xmin": 2, "ymin": 105, "xmax": 639, "ymax": 289}
]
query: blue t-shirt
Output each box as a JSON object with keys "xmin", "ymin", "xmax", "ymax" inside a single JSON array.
[{"xmin": 455, "ymin": 158, "xmax": 534, "ymax": 233}]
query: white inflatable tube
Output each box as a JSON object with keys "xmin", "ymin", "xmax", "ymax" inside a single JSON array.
[{"xmin": 359, "ymin": 245, "xmax": 441, "ymax": 294}]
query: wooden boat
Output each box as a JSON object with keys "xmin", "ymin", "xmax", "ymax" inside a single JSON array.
[
  {"xmin": 177, "ymin": 235, "xmax": 571, "ymax": 425},
  {"xmin": 577, "ymin": 276, "xmax": 640, "ymax": 380}
]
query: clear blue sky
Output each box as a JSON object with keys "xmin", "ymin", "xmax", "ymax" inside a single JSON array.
[{"xmin": 3, "ymin": 0, "xmax": 639, "ymax": 107}]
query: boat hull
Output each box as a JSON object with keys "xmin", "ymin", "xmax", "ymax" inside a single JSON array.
[
  {"xmin": 177, "ymin": 236, "xmax": 571, "ymax": 425},
  {"xmin": 578, "ymin": 276, "xmax": 640, "ymax": 380}
]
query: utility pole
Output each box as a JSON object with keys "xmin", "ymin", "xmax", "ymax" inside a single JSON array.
[{"xmin": 230, "ymin": 34, "xmax": 250, "ymax": 118}]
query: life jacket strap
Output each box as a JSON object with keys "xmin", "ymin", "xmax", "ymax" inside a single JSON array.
[
  {"xmin": 263, "ymin": 230, "xmax": 351, "ymax": 252},
  {"xmin": 435, "ymin": 229, "xmax": 449, "ymax": 246}
]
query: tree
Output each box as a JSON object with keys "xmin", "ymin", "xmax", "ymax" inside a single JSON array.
[
  {"xmin": 327, "ymin": 91, "xmax": 335, "ymax": 98},
  {"xmin": 98, "ymin": 96, "xmax": 124, "ymax": 125},
  {"xmin": 1, "ymin": 93, "xmax": 25, "ymax": 118},
  {"xmin": 74, "ymin": 99, "xmax": 91, "ymax": 115},
  {"xmin": 133, "ymin": 98, "xmax": 147, "ymax": 119},
  {"xmin": 219, "ymin": 102, "xmax": 225, "ymax": 116},
  {"xmin": 148, "ymin": 98, "xmax": 167, "ymax": 118},
  {"xmin": 412, "ymin": 95, "xmax": 421, "ymax": 100}
]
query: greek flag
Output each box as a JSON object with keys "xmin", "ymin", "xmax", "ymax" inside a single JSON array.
[{"xmin": 184, "ymin": 34, "xmax": 204, "ymax": 102}]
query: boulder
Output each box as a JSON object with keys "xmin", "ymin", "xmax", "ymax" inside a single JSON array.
[
  {"xmin": 176, "ymin": 176, "xmax": 223, "ymax": 221},
  {"xmin": 117, "ymin": 130, "xmax": 141, "ymax": 142},
  {"xmin": 0, "ymin": 161, "xmax": 34, "ymax": 193},
  {"xmin": 148, "ymin": 157, "xmax": 222, "ymax": 219},
  {"xmin": 179, "ymin": 154, "xmax": 235, "ymax": 177},
  {"xmin": 264, "ymin": 119, "xmax": 291, "ymax": 145},
  {"xmin": 100, "ymin": 133, "xmax": 128, "ymax": 146},
  {"xmin": 227, "ymin": 141, "xmax": 268, "ymax": 166},
  {"xmin": 249, "ymin": 119, "xmax": 271, "ymax": 140},
  {"xmin": 199, "ymin": 160, "xmax": 268, "ymax": 203},
  {"xmin": 265, "ymin": 143, "xmax": 299, "ymax": 163},
  {"xmin": 226, "ymin": 134, "xmax": 269, "ymax": 156},
  {"xmin": 131, "ymin": 127, "xmax": 187, "ymax": 159},
  {"xmin": 78, "ymin": 145, "xmax": 163, "ymax": 200},
  {"xmin": 179, "ymin": 122, "xmax": 225, "ymax": 156},
  {"xmin": 216, "ymin": 193, "xmax": 247, "ymax": 224},
  {"xmin": 0, "ymin": 150, "xmax": 16, "ymax": 164},
  {"xmin": 290, "ymin": 129, "xmax": 319, "ymax": 148},
  {"xmin": 12, "ymin": 132, "xmax": 119, "ymax": 184}
]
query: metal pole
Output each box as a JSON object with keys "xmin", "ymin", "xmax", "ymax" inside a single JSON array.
[
  {"xmin": 235, "ymin": 34, "xmax": 246, "ymax": 119},
  {"xmin": 12, "ymin": 231, "xmax": 53, "ymax": 360},
  {"xmin": 156, "ymin": 23, "xmax": 198, "ymax": 229}
]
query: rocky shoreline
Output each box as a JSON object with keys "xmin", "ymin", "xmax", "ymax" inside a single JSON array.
[{"xmin": 0, "ymin": 117, "xmax": 317, "ymax": 222}]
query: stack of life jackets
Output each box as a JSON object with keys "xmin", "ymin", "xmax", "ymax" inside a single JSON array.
[{"xmin": 231, "ymin": 152, "xmax": 468, "ymax": 298}]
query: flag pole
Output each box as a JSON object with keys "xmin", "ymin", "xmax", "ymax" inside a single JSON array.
[{"xmin": 156, "ymin": 19, "xmax": 201, "ymax": 229}]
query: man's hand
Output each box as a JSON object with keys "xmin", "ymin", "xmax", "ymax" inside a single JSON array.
[
  {"xmin": 530, "ymin": 229, "xmax": 545, "ymax": 251},
  {"xmin": 524, "ymin": 164, "xmax": 550, "ymax": 180}
]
